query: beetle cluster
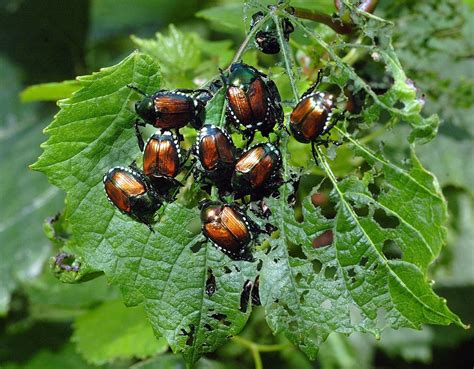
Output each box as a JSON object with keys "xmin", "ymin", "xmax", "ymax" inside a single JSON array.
[{"xmin": 104, "ymin": 60, "xmax": 339, "ymax": 261}]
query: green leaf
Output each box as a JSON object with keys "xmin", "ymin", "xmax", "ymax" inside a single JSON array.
[
  {"xmin": 196, "ymin": 4, "xmax": 244, "ymax": 31},
  {"xmin": 318, "ymin": 333, "xmax": 373, "ymax": 369},
  {"xmin": 259, "ymin": 145, "xmax": 464, "ymax": 359},
  {"xmin": 378, "ymin": 327, "xmax": 433, "ymax": 363},
  {"xmin": 2, "ymin": 343, "xmax": 99, "ymax": 369},
  {"xmin": 130, "ymin": 354, "xmax": 226, "ymax": 369},
  {"xmin": 32, "ymin": 52, "xmax": 258, "ymax": 366},
  {"xmin": 73, "ymin": 300, "xmax": 167, "ymax": 365},
  {"xmin": 24, "ymin": 271, "xmax": 119, "ymax": 321},
  {"xmin": 417, "ymin": 133, "xmax": 474, "ymax": 191},
  {"xmin": 255, "ymin": 9, "xmax": 464, "ymax": 358},
  {"xmin": 132, "ymin": 25, "xmax": 233, "ymax": 87},
  {"xmin": 31, "ymin": 4, "xmax": 467, "ymax": 367},
  {"xmin": 0, "ymin": 57, "xmax": 64, "ymax": 315},
  {"xmin": 436, "ymin": 193, "xmax": 474, "ymax": 286},
  {"xmin": 20, "ymin": 80, "xmax": 82, "ymax": 102},
  {"xmin": 132, "ymin": 25, "xmax": 199, "ymax": 85}
]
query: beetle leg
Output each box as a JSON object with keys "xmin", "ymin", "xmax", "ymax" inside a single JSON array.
[
  {"xmin": 302, "ymin": 70, "xmax": 323, "ymax": 99},
  {"xmin": 143, "ymin": 220, "xmax": 155, "ymax": 233},
  {"xmin": 182, "ymin": 147, "xmax": 192, "ymax": 165},
  {"xmin": 174, "ymin": 88, "xmax": 196, "ymax": 94},
  {"xmin": 175, "ymin": 129, "xmax": 185, "ymax": 142},
  {"xmin": 127, "ymin": 84, "xmax": 148, "ymax": 97},
  {"xmin": 134, "ymin": 121, "xmax": 145, "ymax": 152},
  {"xmin": 208, "ymin": 79, "xmax": 223, "ymax": 95},
  {"xmin": 219, "ymin": 68, "xmax": 228, "ymax": 88},
  {"xmin": 311, "ymin": 141, "xmax": 319, "ymax": 165},
  {"xmin": 129, "ymin": 161, "xmax": 140, "ymax": 172},
  {"xmin": 182, "ymin": 159, "xmax": 196, "ymax": 183},
  {"xmin": 244, "ymin": 130, "xmax": 255, "ymax": 148},
  {"xmin": 321, "ymin": 113, "xmax": 341, "ymax": 136}
]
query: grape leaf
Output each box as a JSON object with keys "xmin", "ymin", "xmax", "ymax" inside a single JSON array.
[
  {"xmin": 2, "ymin": 343, "xmax": 98, "ymax": 369},
  {"xmin": 20, "ymin": 80, "xmax": 81, "ymax": 103},
  {"xmin": 260, "ymin": 147, "xmax": 464, "ymax": 359},
  {"xmin": 31, "ymin": 3, "xmax": 466, "ymax": 366},
  {"xmin": 73, "ymin": 300, "xmax": 168, "ymax": 365},
  {"xmin": 32, "ymin": 52, "xmax": 258, "ymax": 366},
  {"xmin": 24, "ymin": 271, "xmax": 119, "ymax": 321},
  {"xmin": 253, "ymin": 6, "xmax": 465, "ymax": 359},
  {"xmin": 196, "ymin": 4, "xmax": 245, "ymax": 31},
  {"xmin": 131, "ymin": 25, "xmax": 233, "ymax": 88}
]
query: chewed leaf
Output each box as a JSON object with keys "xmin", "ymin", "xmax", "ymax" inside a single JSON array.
[
  {"xmin": 32, "ymin": 52, "xmax": 258, "ymax": 366},
  {"xmin": 260, "ymin": 143, "xmax": 464, "ymax": 359}
]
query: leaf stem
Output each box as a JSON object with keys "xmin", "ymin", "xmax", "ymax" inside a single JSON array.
[
  {"xmin": 272, "ymin": 11, "xmax": 299, "ymax": 102},
  {"xmin": 231, "ymin": 336, "xmax": 291, "ymax": 369}
]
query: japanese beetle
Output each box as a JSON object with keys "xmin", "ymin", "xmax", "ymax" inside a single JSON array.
[
  {"xmin": 232, "ymin": 142, "xmax": 282, "ymax": 198},
  {"xmin": 200, "ymin": 201, "xmax": 253, "ymax": 261},
  {"xmin": 222, "ymin": 63, "xmax": 283, "ymax": 142},
  {"xmin": 193, "ymin": 124, "xmax": 236, "ymax": 189},
  {"xmin": 103, "ymin": 166, "xmax": 161, "ymax": 231},
  {"xmin": 136, "ymin": 128, "xmax": 186, "ymax": 195},
  {"xmin": 129, "ymin": 86, "xmax": 212, "ymax": 131},
  {"xmin": 251, "ymin": 11, "xmax": 294, "ymax": 54},
  {"xmin": 290, "ymin": 76, "xmax": 341, "ymax": 160}
]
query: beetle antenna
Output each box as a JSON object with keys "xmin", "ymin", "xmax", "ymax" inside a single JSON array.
[{"xmin": 127, "ymin": 84, "xmax": 148, "ymax": 97}]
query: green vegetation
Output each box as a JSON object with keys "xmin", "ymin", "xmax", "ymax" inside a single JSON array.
[{"xmin": 1, "ymin": 1, "xmax": 472, "ymax": 368}]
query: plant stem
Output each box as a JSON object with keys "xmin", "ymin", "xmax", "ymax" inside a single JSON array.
[
  {"xmin": 272, "ymin": 11, "xmax": 299, "ymax": 102},
  {"xmin": 231, "ymin": 336, "xmax": 292, "ymax": 369},
  {"xmin": 292, "ymin": 6, "xmax": 353, "ymax": 34}
]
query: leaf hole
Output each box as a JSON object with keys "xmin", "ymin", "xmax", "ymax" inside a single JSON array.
[
  {"xmin": 368, "ymin": 182, "xmax": 380, "ymax": 199},
  {"xmin": 289, "ymin": 320, "xmax": 298, "ymax": 331},
  {"xmin": 394, "ymin": 100, "xmax": 405, "ymax": 110},
  {"xmin": 349, "ymin": 304, "xmax": 363, "ymax": 325},
  {"xmin": 311, "ymin": 191, "xmax": 336, "ymax": 219},
  {"xmin": 288, "ymin": 244, "xmax": 306, "ymax": 259},
  {"xmin": 300, "ymin": 290, "xmax": 309, "ymax": 304},
  {"xmin": 321, "ymin": 299, "xmax": 332, "ymax": 310},
  {"xmin": 204, "ymin": 323, "xmax": 213, "ymax": 331},
  {"xmin": 373, "ymin": 208, "xmax": 400, "ymax": 229},
  {"xmin": 190, "ymin": 241, "xmax": 205, "ymax": 254},
  {"xmin": 240, "ymin": 280, "xmax": 253, "ymax": 313},
  {"xmin": 282, "ymin": 303, "xmax": 296, "ymax": 317},
  {"xmin": 324, "ymin": 266, "xmax": 337, "ymax": 279},
  {"xmin": 354, "ymin": 205, "xmax": 369, "ymax": 217},
  {"xmin": 312, "ymin": 259, "xmax": 322, "ymax": 274},
  {"xmin": 382, "ymin": 239, "xmax": 402, "ymax": 260},
  {"xmin": 273, "ymin": 258, "xmax": 280, "ymax": 264},
  {"xmin": 180, "ymin": 324, "xmax": 195, "ymax": 346},
  {"xmin": 256, "ymin": 259, "xmax": 263, "ymax": 271},
  {"xmin": 312, "ymin": 230, "xmax": 333, "ymax": 248},
  {"xmin": 205, "ymin": 268, "xmax": 216, "ymax": 296},
  {"xmin": 359, "ymin": 256, "xmax": 369, "ymax": 267},
  {"xmin": 251, "ymin": 276, "xmax": 261, "ymax": 306},
  {"xmin": 376, "ymin": 308, "xmax": 388, "ymax": 329},
  {"xmin": 223, "ymin": 266, "xmax": 232, "ymax": 274},
  {"xmin": 210, "ymin": 313, "xmax": 231, "ymax": 326},
  {"xmin": 295, "ymin": 272, "xmax": 303, "ymax": 284}
]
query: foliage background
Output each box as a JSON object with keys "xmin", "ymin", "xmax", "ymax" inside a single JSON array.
[{"xmin": 0, "ymin": 0, "xmax": 473, "ymax": 368}]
